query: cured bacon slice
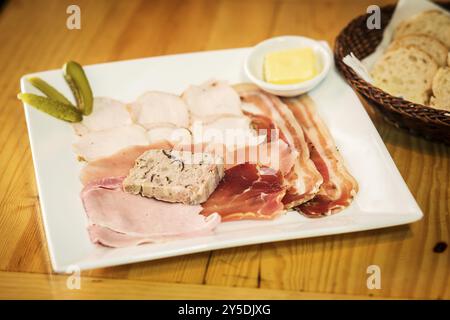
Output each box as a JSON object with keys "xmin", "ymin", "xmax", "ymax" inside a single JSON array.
[
  {"xmin": 283, "ymin": 96, "xmax": 358, "ymax": 216},
  {"xmin": 234, "ymin": 84, "xmax": 323, "ymax": 208},
  {"xmin": 82, "ymin": 177, "xmax": 221, "ymax": 247},
  {"xmin": 201, "ymin": 163, "xmax": 286, "ymax": 221}
]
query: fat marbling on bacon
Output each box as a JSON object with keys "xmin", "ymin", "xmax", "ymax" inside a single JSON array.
[
  {"xmin": 79, "ymin": 139, "xmax": 296, "ymax": 186},
  {"xmin": 234, "ymin": 84, "xmax": 323, "ymax": 209},
  {"xmin": 283, "ymin": 95, "xmax": 358, "ymax": 216}
]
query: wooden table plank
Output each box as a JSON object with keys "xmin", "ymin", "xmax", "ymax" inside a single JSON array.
[
  {"xmin": 0, "ymin": 0, "xmax": 448, "ymax": 299},
  {"xmin": 0, "ymin": 271, "xmax": 394, "ymax": 300}
]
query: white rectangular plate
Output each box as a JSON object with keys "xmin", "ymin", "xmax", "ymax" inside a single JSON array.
[{"xmin": 21, "ymin": 48, "xmax": 423, "ymax": 272}]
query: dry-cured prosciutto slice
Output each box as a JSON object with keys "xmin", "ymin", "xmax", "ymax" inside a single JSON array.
[
  {"xmin": 201, "ymin": 163, "xmax": 286, "ymax": 221},
  {"xmin": 234, "ymin": 84, "xmax": 323, "ymax": 208},
  {"xmin": 283, "ymin": 96, "xmax": 358, "ymax": 216},
  {"xmin": 82, "ymin": 177, "xmax": 221, "ymax": 247}
]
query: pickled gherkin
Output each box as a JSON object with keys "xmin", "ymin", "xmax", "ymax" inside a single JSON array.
[
  {"xmin": 28, "ymin": 77, "xmax": 73, "ymax": 106},
  {"xmin": 18, "ymin": 93, "xmax": 82, "ymax": 122},
  {"xmin": 63, "ymin": 61, "xmax": 93, "ymax": 115}
]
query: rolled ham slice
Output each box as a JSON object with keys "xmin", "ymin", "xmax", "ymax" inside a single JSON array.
[{"xmin": 82, "ymin": 177, "xmax": 221, "ymax": 247}]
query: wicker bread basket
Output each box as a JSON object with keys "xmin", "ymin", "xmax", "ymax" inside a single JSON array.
[{"xmin": 334, "ymin": 3, "xmax": 450, "ymax": 144}]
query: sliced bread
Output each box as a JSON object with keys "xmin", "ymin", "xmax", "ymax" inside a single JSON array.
[
  {"xmin": 429, "ymin": 67, "xmax": 450, "ymax": 111},
  {"xmin": 394, "ymin": 10, "xmax": 450, "ymax": 48},
  {"xmin": 371, "ymin": 46, "xmax": 438, "ymax": 105},
  {"xmin": 388, "ymin": 34, "xmax": 448, "ymax": 67}
]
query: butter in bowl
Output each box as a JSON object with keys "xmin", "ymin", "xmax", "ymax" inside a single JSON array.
[{"xmin": 244, "ymin": 36, "xmax": 333, "ymax": 96}]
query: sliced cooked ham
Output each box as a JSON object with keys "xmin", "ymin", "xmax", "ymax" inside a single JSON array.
[
  {"xmin": 201, "ymin": 164, "xmax": 286, "ymax": 221},
  {"xmin": 82, "ymin": 177, "xmax": 221, "ymax": 247},
  {"xmin": 72, "ymin": 97, "xmax": 133, "ymax": 135},
  {"xmin": 283, "ymin": 96, "xmax": 358, "ymax": 216},
  {"xmin": 79, "ymin": 141, "xmax": 172, "ymax": 186},
  {"xmin": 73, "ymin": 124, "xmax": 149, "ymax": 161},
  {"xmin": 234, "ymin": 84, "xmax": 323, "ymax": 209},
  {"xmin": 129, "ymin": 91, "xmax": 189, "ymax": 129},
  {"xmin": 182, "ymin": 80, "xmax": 243, "ymax": 122}
]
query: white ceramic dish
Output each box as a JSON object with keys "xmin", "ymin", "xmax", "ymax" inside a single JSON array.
[
  {"xmin": 244, "ymin": 36, "xmax": 333, "ymax": 96},
  {"xmin": 20, "ymin": 48, "xmax": 422, "ymax": 272}
]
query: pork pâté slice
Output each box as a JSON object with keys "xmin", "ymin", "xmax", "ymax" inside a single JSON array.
[{"xmin": 123, "ymin": 149, "xmax": 225, "ymax": 205}]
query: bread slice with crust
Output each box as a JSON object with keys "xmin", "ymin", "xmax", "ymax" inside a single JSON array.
[
  {"xmin": 394, "ymin": 10, "xmax": 450, "ymax": 48},
  {"xmin": 371, "ymin": 46, "xmax": 438, "ymax": 105},
  {"xmin": 388, "ymin": 34, "xmax": 448, "ymax": 67},
  {"xmin": 429, "ymin": 67, "xmax": 450, "ymax": 111}
]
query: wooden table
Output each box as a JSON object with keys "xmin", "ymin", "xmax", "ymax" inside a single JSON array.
[{"xmin": 0, "ymin": 0, "xmax": 448, "ymax": 300}]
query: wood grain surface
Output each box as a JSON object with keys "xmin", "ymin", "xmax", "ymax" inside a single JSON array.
[{"xmin": 0, "ymin": 0, "xmax": 449, "ymax": 299}]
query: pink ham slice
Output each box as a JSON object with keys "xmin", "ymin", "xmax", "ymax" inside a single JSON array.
[
  {"xmin": 82, "ymin": 177, "xmax": 221, "ymax": 247},
  {"xmin": 201, "ymin": 163, "xmax": 287, "ymax": 221},
  {"xmin": 283, "ymin": 96, "xmax": 358, "ymax": 216}
]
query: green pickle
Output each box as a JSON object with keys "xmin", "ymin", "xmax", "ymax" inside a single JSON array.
[
  {"xmin": 63, "ymin": 61, "xmax": 93, "ymax": 115},
  {"xmin": 18, "ymin": 93, "xmax": 82, "ymax": 122},
  {"xmin": 28, "ymin": 77, "xmax": 73, "ymax": 106}
]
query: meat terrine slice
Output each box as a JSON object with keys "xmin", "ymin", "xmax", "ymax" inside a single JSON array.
[{"xmin": 123, "ymin": 149, "xmax": 224, "ymax": 205}]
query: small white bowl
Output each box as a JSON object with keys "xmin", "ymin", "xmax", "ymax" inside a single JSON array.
[{"xmin": 244, "ymin": 36, "xmax": 333, "ymax": 97}]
